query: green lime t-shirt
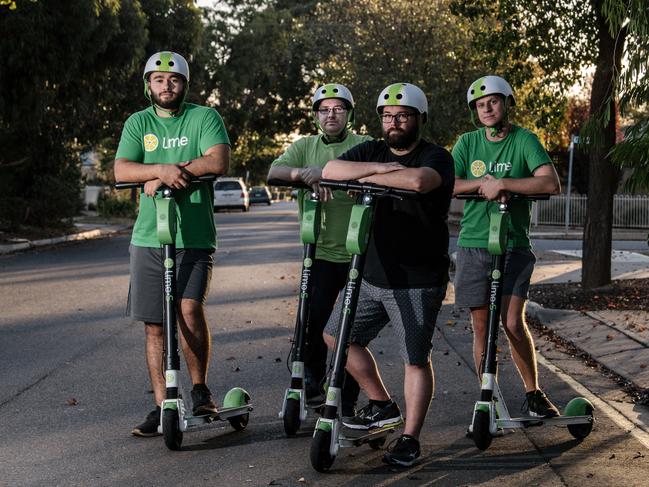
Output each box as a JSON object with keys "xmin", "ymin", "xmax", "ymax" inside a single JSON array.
[
  {"xmin": 270, "ymin": 133, "xmax": 371, "ymax": 262},
  {"xmin": 452, "ymin": 125, "xmax": 551, "ymax": 249},
  {"xmin": 116, "ymin": 104, "xmax": 230, "ymax": 249}
]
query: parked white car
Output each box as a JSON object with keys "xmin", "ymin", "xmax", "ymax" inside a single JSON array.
[{"xmin": 213, "ymin": 177, "xmax": 250, "ymax": 212}]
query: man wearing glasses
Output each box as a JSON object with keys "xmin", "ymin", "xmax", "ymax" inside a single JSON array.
[
  {"xmin": 267, "ymin": 83, "xmax": 370, "ymax": 415},
  {"xmin": 322, "ymin": 83, "xmax": 454, "ymax": 466}
]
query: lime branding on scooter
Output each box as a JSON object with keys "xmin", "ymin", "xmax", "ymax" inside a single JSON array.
[
  {"xmin": 456, "ymin": 193, "xmax": 594, "ymax": 451},
  {"xmin": 116, "ymin": 175, "xmax": 253, "ymax": 450},
  {"xmin": 268, "ymin": 178, "xmax": 322, "ymax": 436},
  {"xmin": 309, "ymin": 179, "xmax": 418, "ymax": 472}
]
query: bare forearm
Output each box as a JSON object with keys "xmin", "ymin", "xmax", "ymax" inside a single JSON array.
[
  {"xmin": 267, "ymin": 165, "xmax": 302, "ymax": 182},
  {"xmin": 454, "ymin": 178, "xmax": 482, "ymax": 195},
  {"xmin": 360, "ymin": 168, "xmax": 441, "ymax": 193},
  {"xmin": 114, "ymin": 159, "xmax": 165, "ymax": 183},
  {"xmin": 322, "ymin": 159, "xmax": 387, "ymax": 180},
  {"xmin": 183, "ymin": 145, "xmax": 230, "ymax": 176},
  {"xmin": 501, "ymin": 175, "xmax": 560, "ymax": 195}
]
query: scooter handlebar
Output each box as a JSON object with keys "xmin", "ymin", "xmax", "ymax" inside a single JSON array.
[
  {"xmin": 319, "ymin": 179, "xmax": 419, "ymax": 198},
  {"xmin": 114, "ymin": 173, "xmax": 218, "ymax": 190},
  {"xmin": 455, "ymin": 192, "xmax": 550, "ymax": 201},
  {"xmin": 266, "ymin": 178, "xmax": 312, "ymax": 190}
]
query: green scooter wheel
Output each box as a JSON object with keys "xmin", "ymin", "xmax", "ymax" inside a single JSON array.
[
  {"xmin": 283, "ymin": 397, "xmax": 301, "ymax": 436},
  {"xmin": 472, "ymin": 410, "xmax": 492, "ymax": 450},
  {"xmin": 223, "ymin": 387, "xmax": 251, "ymax": 431},
  {"xmin": 565, "ymin": 397, "xmax": 594, "ymax": 440},
  {"xmin": 310, "ymin": 429, "xmax": 335, "ymax": 472},
  {"xmin": 162, "ymin": 409, "xmax": 183, "ymax": 450}
]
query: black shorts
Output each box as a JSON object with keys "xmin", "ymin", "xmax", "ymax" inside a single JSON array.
[{"xmin": 126, "ymin": 245, "xmax": 214, "ymax": 323}]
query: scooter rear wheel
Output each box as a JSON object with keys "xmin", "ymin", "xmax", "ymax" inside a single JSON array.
[
  {"xmin": 283, "ymin": 397, "xmax": 301, "ymax": 436},
  {"xmin": 228, "ymin": 395, "xmax": 250, "ymax": 431},
  {"xmin": 310, "ymin": 429, "xmax": 335, "ymax": 472},
  {"xmin": 162, "ymin": 409, "xmax": 183, "ymax": 450},
  {"xmin": 567, "ymin": 407, "xmax": 594, "ymax": 440},
  {"xmin": 472, "ymin": 410, "xmax": 492, "ymax": 450}
]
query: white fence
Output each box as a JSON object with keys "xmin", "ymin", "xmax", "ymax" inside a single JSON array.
[{"xmin": 533, "ymin": 194, "xmax": 649, "ymax": 229}]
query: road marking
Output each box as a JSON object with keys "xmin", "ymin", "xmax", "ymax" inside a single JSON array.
[{"xmin": 537, "ymin": 353, "xmax": 649, "ymax": 450}]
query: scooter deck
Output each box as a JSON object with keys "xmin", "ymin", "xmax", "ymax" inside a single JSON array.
[
  {"xmin": 185, "ymin": 404, "xmax": 253, "ymax": 427},
  {"xmin": 339, "ymin": 422, "xmax": 401, "ymax": 447},
  {"xmin": 498, "ymin": 415, "xmax": 592, "ymax": 429}
]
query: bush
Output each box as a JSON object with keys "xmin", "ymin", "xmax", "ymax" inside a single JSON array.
[{"xmin": 98, "ymin": 193, "xmax": 137, "ymax": 218}]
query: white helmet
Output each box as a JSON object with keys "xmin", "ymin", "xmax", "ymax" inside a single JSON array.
[
  {"xmin": 143, "ymin": 51, "xmax": 190, "ymax": 81},
  {"xmin": 467, "ymin": 75, "xmax": 515, "ymax": 108},
  {"xmin": 312, "ymin": 83, "xmax": 354, "ymax": 111},
  {"xmin": 376, "ymin": 83, "xmax": 428, "ymax": 116}
]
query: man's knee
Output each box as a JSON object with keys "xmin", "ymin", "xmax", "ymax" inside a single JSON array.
[
  {"xmin": 323, "ymin": 333, "xmax": 336, "ymax": 350},
  {"xmin": 144, "ymin": 322, "xmax": 163, "ymax": 337}
]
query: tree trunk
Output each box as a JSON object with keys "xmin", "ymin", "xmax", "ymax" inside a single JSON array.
[{"xmin": 582, "ymin": 1, "xmax": 626, "ymax": 289}]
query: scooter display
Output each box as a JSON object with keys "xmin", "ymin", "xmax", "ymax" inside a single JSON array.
[
  {"xmin": 456, "ymin": 193, "xmax": 594, "ymax": 451},
  {"xmin": 115, "ymin": 175, "xmax": 252, "ymax": 451},
  {"xmin": 309, "ymin": 179, "xmax": 418, "ymax": 472}
]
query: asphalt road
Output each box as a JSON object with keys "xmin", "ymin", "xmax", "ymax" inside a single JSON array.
[{"xmin": 1, "ymin": 201, "xmax": 649, "ymax": 486}]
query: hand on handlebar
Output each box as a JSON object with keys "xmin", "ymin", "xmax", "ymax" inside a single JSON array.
[
  {"xmin": 158, "ymin": 164, "xmax": 192, "ymax": 189},
  {"xmin": 479, "ymin": 175, "xmax": 509, "ymax": 201},
  {"xmin": 143, "ymin": 179, "xmax": 163, "ymax": 197},
  {"xmin": 300, "ymin": 166, "xmax": 323, "ymax": 186}
]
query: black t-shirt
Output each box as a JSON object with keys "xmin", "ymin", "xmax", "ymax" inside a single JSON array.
[{"xmin": 338, "ymin": 139, "xmax": 454, "ymax": 288}]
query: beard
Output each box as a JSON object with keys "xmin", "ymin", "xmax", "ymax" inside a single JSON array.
[
  {"xmin": 151, "ymin": 90, "xmax": 183, "ymax": 110},
  {"xmin": 384, "ymin": 126, "xmax": 418, "ymax": 150}
]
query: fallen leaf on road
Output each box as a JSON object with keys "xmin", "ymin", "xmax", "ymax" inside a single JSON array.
[
  {"xmin": 606, "ymin": 335, "xmax": 614, "ymax": 341},
  {"xmin": 609, "ymin": 454, "xmax": 616, "ymax": 459},
  {"xmin": 67, "ymin": 398, "xmax": 78, "ymax": 406},
  {"xmin": 226, "ymin": 356, "xmax": 236, "ymax": 361},
  {"xmin": 298, "ymin": 478, "xmax": 306, "ymax": 483},
  {"xmin": 275, "ymin": 357, "xmax": 282, "ymax": 362}
]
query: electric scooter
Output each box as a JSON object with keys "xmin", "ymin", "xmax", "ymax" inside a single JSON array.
[
  {"xmin": 268, "ymin": 178, "xmax": 323, "ymax": 436},
  {"xmin": 115, "ymin": 175, "xmax": 252, "ymax": 451},
  {"xmin": 309, "ymin": 179, "xmax": 418, "ymax": 472},
  {"xmin": 456, "ymin": 193, "xmax": 594, "ymax": 451}
]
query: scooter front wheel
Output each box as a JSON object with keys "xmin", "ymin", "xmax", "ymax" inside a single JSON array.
[
  {"xmin": 310, "ymin": 429, "xmax": 335, "ymax": 472},
  {"xmin": 162, "ymin": 409, "xmax": 183, "ymax": 450},
  {"xmin": 283, "ymin": 397, "xmax": 301, "ymax": 436},
  {"xmin": 472, "ymin": 410, "xmax": 492, "ymax": 450}
]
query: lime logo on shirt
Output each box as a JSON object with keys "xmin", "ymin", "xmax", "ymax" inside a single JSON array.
[
  {"xmin": 488, "ymin": 161, "xmax": 513, "ymax": 174},
  {"xmin": 143, "ymin": 133, "xmax": 159, "ymax": 152},
  {"xmin": 470, "ymin": 159, "xmax": 487, "ymax": 177}
]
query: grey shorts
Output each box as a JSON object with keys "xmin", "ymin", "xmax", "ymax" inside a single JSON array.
[
  {"xmin": 454, "ymin": 247, "xmax": 536, "ymax": 308},
  {"xmin": 126, "ymin": 245, "xmax": 214, "ymax": 323},
  {"xmin": 324, "ymin": 280, "xmax": 447, "ymax": 365}
]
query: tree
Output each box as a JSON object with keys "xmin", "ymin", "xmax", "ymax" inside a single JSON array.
[
  {"xmin": 0, "ymin": 0, "xmax": 148, "ymax": 230},
  {"xmin": 450, "ymin": 0, "xmax": 641, "ymax": 288}
]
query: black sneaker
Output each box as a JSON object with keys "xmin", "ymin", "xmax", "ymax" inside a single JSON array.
[
  {"xmin": 191, "ymin": 384, "xmax": 218, "ymax": 416},
  {"xmin": 342, "ymin": 400, "xmax": 403, "ymax": 430},
  {"xmin": 524, "ymin": 390, "xmax": 560, "ymax": 418},
  {"xmin": 132, "ymin": 406, "xmax": 161, "ymax": 437},
  {"xmin": 383, "ymin": 434, "xmax": 421, "ymax": 466}
]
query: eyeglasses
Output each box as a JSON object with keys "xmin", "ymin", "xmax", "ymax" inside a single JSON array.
[
  {"xmin": 380, "ymin": 112, "xmax": 417, "ymax": 124},
  {"xmin": 317, "ymin": 106, "xmax": 347, "ymax": 115}
]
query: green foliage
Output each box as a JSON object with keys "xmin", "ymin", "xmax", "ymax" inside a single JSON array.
[
  {"xmin": 98, "ymin": 192, "xmax": 138, "ymax": 218},
  {"xmin": 0, "ymin": 0, "xmax": 214, "ymax": 230}
]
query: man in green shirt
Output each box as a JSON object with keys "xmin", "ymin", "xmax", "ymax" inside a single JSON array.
[
  {"xmin": 267, "ymin": 83, "xmax": 370, "ymax": 415},
  {"xmin": 452, "ymin": 75, "xmax": 561, "ymax": 419},
  {"xmin": 114, "ymin": 51, "xmax": 230, "ymax": 437}
]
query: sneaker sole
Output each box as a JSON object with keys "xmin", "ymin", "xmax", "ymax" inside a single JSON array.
[
  {"xmin": 382, "ymin": 454, "xmax": 420, "ymax": 467},
  {"xmin": 343, "ymin": 417, "xmax": 403, "ymax": 431},
  {"xmin": 131, "ymin": 428, "xmax": 161, "ymax": 437}
]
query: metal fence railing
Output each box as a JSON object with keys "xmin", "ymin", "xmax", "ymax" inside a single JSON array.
[{"xmin": 532, "ymin": 194, "xmax": 649, "ymax": 229}]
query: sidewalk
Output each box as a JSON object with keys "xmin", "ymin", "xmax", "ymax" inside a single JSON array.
[
  {"xmin": 526, "ymin": 247, "xmax": 649, "ymax": 393},
  {"xmin": 0, "ymin": 220, "xmax": 131, "ymax": 255}
]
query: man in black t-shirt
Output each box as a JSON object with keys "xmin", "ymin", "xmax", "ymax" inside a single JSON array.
[{"xmin": 322, "ymin": 83, "xmax": 454, "ymax": 467}]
